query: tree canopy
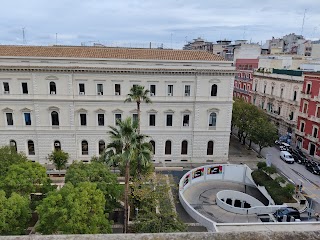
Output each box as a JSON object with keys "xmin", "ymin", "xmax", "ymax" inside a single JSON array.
[
  {"xmin": 0, "ymin": 160, "xmax": 51, "ymax": 197},
  {"xmin": 36, "ymin": 182, "xmax": 112, "ymax": 234},
  {"xmin": 0, "ymin": 146, "xmax": 28, "ymax": 179},
  {"xmin": 0, "ymin": 190, "xmax": 31, "ymax": 235},
  {"xmin": 48, "ymin": 150, "xmax": 69, "ymax": 171},
  {"xmin": 65, "ymin": 161, "xmax": 122, "ymax": 212},
  {"xmin": 232, "ymin": 97, "xmax": 278, "ymax": 155}
]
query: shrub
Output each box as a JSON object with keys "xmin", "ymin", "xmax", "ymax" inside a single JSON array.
[{"xmin": 257, "ymin": 162, "xmax": 267, "ymax": 170}]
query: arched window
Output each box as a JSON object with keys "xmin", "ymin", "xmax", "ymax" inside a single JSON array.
[
  {"xmin": 82, "ymin": 140, "xmax": 88, "ymax": 155},
  {"xmin": 209, "ymin": 112, "xmax": 217, "ymax": 127},
  {"xmin": 28, "ymin": 140, "xmax": 35, "ymax": 155},
  {"xmin": 10, "ymin": 140, "xmax": 17, "ymax": 152},
  {"xmin": 150, "ymin": 140, "xmax": 155, "ymax": 154},
  {"xmin": 211, "ymin": 84, "xmax": 218, "ymax": 96},
  {"xmin": 54, "ymin": 140, "xmax": 61, "ymax": 151},
  {"xmin": 51, "ymin": 111, "xmax": 59, "ymax": 126},
  {"xmin": 165, "ymin": 140, "xmax": 171, "ymax": 155},
  {"xmin": 99, "ymin": 140, "xmax": 105, "ymax": 155},
  {"xmin": 50, "ymin": 82, "xmax": 56, "ymax": 94},
  {"xmin": 207, "ymin": 141, "xmax": 214, "ymax": 155},
  {"xmin": 181, "ymin": 140, "xmax": 188, "ymax": 155}
]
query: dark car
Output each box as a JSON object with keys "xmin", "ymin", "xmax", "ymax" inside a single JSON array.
[
  {"xmin": 273, "ymin": 207, "xmax": 301, "ymax": 222},
  {"xmin": 306, "ymin": 164, "xmax": 320, "ymax": 175},
  {"xmin": 290, "ymin": 150, "xmax": 303, "ymax": 163}
]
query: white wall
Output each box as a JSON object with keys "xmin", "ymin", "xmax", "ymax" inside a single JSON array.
[{"xmin": 0, "ymin": 57, "xmax": 234, "ymax": 164}]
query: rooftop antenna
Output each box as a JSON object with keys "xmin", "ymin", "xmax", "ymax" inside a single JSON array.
[
  {"xmin": 55, "ymin": 33, "xmax": 58, "ymax": 45},
  {"xmin": 170, "ymin": 33, "xmax": 173, "ymax": 49},
  {"xmin": 301, "ymin": 9, "xmax": 307, "ymax": 35},
  {"xmin": 243, "ymin": 26, "xmax": 246, "ymax": 40},
  {"xmin": 22, "ymin": 27, "xmax": 27, "ymax": 44}
]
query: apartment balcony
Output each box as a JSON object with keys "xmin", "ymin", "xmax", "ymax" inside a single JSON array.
[
  {"xmin": 282, "ymin": 117, "xmax": 297, "ymax": 126},
  {"xmin": 298, "ymin": 112, "xmax": 308, "ymax": 119},
  {"xmin": 287, "ymin": 99, "xmax": 300, "ymax": 107},
  {"xmin": 234, "ymin": 76, "xmax": 252, "ymax": 82},
  {"xmin": 300, "ymin": 92, "xmax": 312, "ymax": 100},
  {"xmin": 310, "ymin": 115, "xmax": 320, "ymax": 123},
  {"xmin": 234, "ymin": 87, "xmax": 249, "ymax": 94},
  {"xmin": 295, "ymin": 130, "xmax": 305, "ymax": 137},
  {"xmin": 268, "ymin": 112, "xmax": 282, "ymax": 120},
  {"xmin": 313, "ymin": 95, "xmax": 320, "ymax": 102},
  {"xmin": 306, "ymin": 134, "xmax": 319, "ymax": 143}
]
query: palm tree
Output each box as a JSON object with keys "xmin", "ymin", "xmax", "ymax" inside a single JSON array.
[
  {"xmin": 124, "ymin": 85, "xmax": 151, "ymax": 134},
  {"xmin": 107, "ymin": 117, "xmax": 152, "ymax": 233}
]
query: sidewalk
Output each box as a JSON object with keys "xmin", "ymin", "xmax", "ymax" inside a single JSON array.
[{"xmin": 228, "ymin": 134, "xmax": 263, "ymax": 170}]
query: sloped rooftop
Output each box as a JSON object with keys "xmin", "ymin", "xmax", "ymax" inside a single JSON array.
[{"xmin": 0, "ymin": 45, "xmax": 225, "ymax": 61}]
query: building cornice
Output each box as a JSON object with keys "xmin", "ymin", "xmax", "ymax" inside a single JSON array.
[
  {"xmin": 0, "ymin": 66, "xmax": 236, "ymax": 76},
  {"xmin": 253, "ymin": 74, "xmax": 303, "ymax": 83}
]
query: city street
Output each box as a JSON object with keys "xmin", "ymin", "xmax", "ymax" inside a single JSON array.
[{"xmin": 230, "ymin": 133, "xmax": 320, "ymax": 212}]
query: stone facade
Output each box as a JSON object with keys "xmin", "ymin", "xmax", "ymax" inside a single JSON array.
[
  {"xmin": 251, "ymin": 71, "xmax": 303, "ymax": 143},
  {"xmin": 0, "ymin": 46, "xmax": 235, "ymax": 164}
]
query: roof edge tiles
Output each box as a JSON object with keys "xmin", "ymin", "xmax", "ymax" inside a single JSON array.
[{"xmin": 0, "ymin": 45, "xmax": 226, "ymax": 61}]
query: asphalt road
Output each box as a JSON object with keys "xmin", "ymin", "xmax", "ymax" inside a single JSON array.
[{"xmin": 250, "ymin": 144, "xmax": 320, "ymax": 209}]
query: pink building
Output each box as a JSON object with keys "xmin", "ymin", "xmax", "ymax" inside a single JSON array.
[
  {"xmin": 234, "ymin": 59, "xmax": 259, "ymax": 103},
  {"xmin": 296, "ymin": 72, "xmax": 320, "ymax": 160}
]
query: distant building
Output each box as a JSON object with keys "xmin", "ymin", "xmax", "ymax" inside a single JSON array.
[
  {"xmin": 233, "ymin": 59, "xmax": 259, "ymax": 103},
  {"xmin": 296, "ymin": 72, "xmax": 320, "ymax": 160},
  {"xmin": 183, "ymin": 38, "xmax": 233, "ymax": 60},
  {"xmin": 252, "ymin": 69, "xmax": 304, "ymax": 143},
  {"xmin": 258, "ymin": 55, "xmax": 308, "ymax": 71}
]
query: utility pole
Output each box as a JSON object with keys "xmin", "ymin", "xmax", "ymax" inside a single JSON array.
[
  {"xmin": 301, "ymin": 9, "xmax": 307, "ymax": 35},
  {"xmin": 22, "ymin": 27, "xmax": 26, "ymax": 44}
]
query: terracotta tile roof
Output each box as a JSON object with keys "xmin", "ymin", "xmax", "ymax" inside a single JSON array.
[{"xmin": 0, "ymin": 45, "xmax": 225, "ymax": 61}]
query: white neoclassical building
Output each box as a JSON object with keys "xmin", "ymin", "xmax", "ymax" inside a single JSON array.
[{"xmin": 0, "ymin": 45, "xmax": 235, "ymax": 164}]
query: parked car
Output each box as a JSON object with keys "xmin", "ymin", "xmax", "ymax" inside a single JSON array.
[
  {"xmin": 306, "ymin": 164, "xmax": 320, "ymax": 175},
  {"xmin": 279, "ymin": 142, "xmax": 291, "ymax": 152},
  {"xmin": 280, "ymin": 151, "xmax": 294, "ymax": 164},
  {"xmin": 290, "ymin": 150, "xmax": 302, "ymax": 164},
  {"xmin": 273, "ymin": 207, "xmax": 301, "ymax": 222}
]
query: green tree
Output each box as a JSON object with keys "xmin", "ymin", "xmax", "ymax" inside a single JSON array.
[
  {"xmin": 124, "ymin": 84, "xmax": 151, "ymax": 133},
  {"xmin": 250, "ymin": 117, "xmax": 278, "ymax": 157},
  {"xmin": 0, "ymin": 146, "xmax": 27, "ymax": 180},
  {"xmin": 65, "ymin": 161, "xmax": 122, "ymax": 212},
  {"xmin": 132, "ymin": 174, "xmax": 186, "ymax": 233},
  {"xmin": 47, "ymin": 150, "xmax": 69, "ymax": 173},
  {"xmin": 124, "ymin": 85, "xmax": 152, "ymax": 176},
  {"xmin": 36, "ymin": 182, "xmax": 112, "ymax": 234},
  {"xmin": 107, "ymin": 117, "xmax": 151, "ymax": 233},
  {"xmin": 0, "ymin": 161, "xmax": 51, "ymax": 197},
  {"xmin": 0, "ymin": 190, "xmax": 31, "ymax": 235}
]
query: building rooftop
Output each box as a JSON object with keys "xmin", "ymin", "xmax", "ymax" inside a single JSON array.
[{"xmin": 0, "ymin": 45, "xmax": 225, "ymax": 61}]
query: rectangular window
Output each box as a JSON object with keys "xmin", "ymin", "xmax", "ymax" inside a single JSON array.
[
  {"xmin": 183, "ymin": 115, "xmax": 190, "ymax": 126},
  {"xmin": 115, "ymin": 84, "xmax": 121, "ymax": 95},
  {"xmin": 97, "ymin": 84, "xmax": 103, "ymax": 95},
  {"xmin": 166, "ymin": 114, "xmax": 172, "ymax": 126},
  {"xmin": 149, "ymin": 114, "xmax": 156, "ymax": 126},
  {"xmin": 303, "ymin": 103, "xmax": 308, "ymax": 113},
  {"xmin": 98, "ymin": 114, "xmax": 104, "ymax": 126},
  {"xmin": 313, "ymin": 127, "xmax": 318, "ymax": 138},
  {"xmin": 184, "ymin": 85, "xmax": 190, "ymax": 96},
  {"xmin": 3, "ymin": 82, "xmax": 9, "ymax": 93},
  {"xmin": 300, "ymin": 122, "xmax": 305, "ymax": 132},
  {"xmin": 133, "ymin": 113, "xmax": 138, "ymax": 123},
  {"xmin": 80, "ymin": 113, "xmax": 87, "ymax": 126},
  {"xmin": 168, "ymin": 85, "xmax": 173, "ymax": 96},
  {"xmin": 150, "ymin": 85, "xmax": 156, "ymax": 96},
  {"xmin": 24, "ymin": 112, "xmax": 31, "ymax": 125},
  {"xmin": 6, "ymin": 113, "xmax": 13, "ymax": 125},
  {"xmin": 115, "ymin": 114, "xmax": 122, "ymax": 125},
  {"xmin": 22, "ymin": 82, "xmax": 28, "ymax": 94},
  {"xmin": 317, "ymin": 107, "xmax": 320, "ymax": 118},
  {"xmin": 79, "ymin": 83, "xmax": 85, "ymax": 95}
]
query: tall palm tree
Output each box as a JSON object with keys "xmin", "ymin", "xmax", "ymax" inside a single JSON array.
[
  {"xmin": 107, "ymin": 117, "xmax": 152, "ymax": 233},
  {"xmin": 124, "ymin": 85, "xmax": 151, "ymax": 134}
]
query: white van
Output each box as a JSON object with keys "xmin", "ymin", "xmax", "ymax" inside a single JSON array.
[{"xmin": 280, "ymin": 151, "xmax": 294, "ymax": 164}]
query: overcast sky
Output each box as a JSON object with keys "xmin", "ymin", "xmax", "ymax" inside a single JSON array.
[{"xmin": 1, "ymin": 0, "xmax": 320, "ymax": 49}]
